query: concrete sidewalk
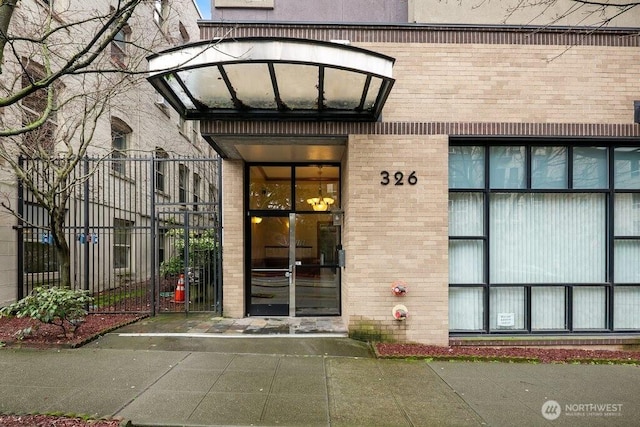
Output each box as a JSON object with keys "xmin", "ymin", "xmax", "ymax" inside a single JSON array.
[{"xmin": 1, "ymin": 331, "xmax": 639, "ymax": 426}]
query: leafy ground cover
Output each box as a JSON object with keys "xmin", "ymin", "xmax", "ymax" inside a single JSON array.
[{"xmin": 0, "ymin": 313, "xmax": 144, "ymax": 349}]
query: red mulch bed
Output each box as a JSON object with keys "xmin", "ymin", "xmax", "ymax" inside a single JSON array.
[
  {"xmin": 375, "ymin": 343, "xmax": 640, "ymax": 364},
  {"xmin": 0, "ymin": 313, "xmax": 144, "ymax": 349},
  {"xmin": 0, "ymin": 414, "xmax": 124, "ymax": 427}
]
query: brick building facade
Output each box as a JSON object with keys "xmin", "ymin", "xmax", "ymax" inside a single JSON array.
[{"xmin": 149, "ymin": 0, "xmax": 640, "ymax": 344}]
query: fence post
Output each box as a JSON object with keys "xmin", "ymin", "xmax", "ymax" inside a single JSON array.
[
  {"xmin": 16, "ymin": 156, "xmax": 25, "ymax": 300},
  {"xmin": 216, "ymin": 156, "xmax": 223, "ymax": 315},
  {"xmin": 150, "ymin": 155, "xmax": 156, "ymax": 316},
  {"xmin": 83, "ymin": 156, "xmax": 90, "ymax": 294},
  {"xmin": 183, "ymin": 215, "xmax": 189, "ymax": 314}
]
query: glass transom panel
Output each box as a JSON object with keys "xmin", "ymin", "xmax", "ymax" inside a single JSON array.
[
  {"xmin": 225, "ymin": 63, "xmax": 277, "ymax": 109},
  {"xmin": 323, "ymin": 68, "xmax": 366, "ymax": 109},
  {"xmin": 164, "ymin": 74, "xmax": 196, "ymax": 109},
  {"xmin": 178, "ymin": 67, "xmax": 233, "ymax": 109},
  {"xmin": 274, "ymin": 63, "xmax": 319, "ymax": 110},
  {"xmin": 363, "ymin": 77, "xmax": 383, "ymax": 110}
]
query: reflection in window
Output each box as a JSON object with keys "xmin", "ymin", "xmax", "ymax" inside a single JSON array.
[
  {"xmin": 490, "ymin": 146, "xmax": 525, "ymax": 189},
  {"xmin": 573, "ymin": 146, "xmax": 607, "ymax": 189},
  {"xmin": 532, "ymin": 146, "xmax": 567, "ymax": 189},
  {"xmin": 449, "ymin": 146, "xmax": 484, "ymax": 189},
  {"xmin": 614, "ymin": 147, "xmax": 640, "ymax": 189},
  {"xmin": 249, "ymin": 166, "xmax": 292, "ymax": 210}
]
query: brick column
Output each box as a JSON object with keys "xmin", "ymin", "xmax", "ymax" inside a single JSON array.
[
  {"xmin": 221, "ymin": 160, "xmax": 245, "ymax": 318},
  {"xmin": 343, "ymin": 134, "xmax": 449, "ymax": 345}
]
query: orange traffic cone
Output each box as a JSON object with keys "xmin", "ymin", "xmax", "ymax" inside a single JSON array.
[{"xmin": 173, "ymin": 273, "xmax": 185, "ymax": 303}]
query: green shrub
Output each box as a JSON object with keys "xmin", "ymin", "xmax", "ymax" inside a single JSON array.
[{"xmin": 0, "ymin": 287, "xmax": 93, "ymax": 336}]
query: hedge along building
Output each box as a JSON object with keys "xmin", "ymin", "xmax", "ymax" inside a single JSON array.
[{"xmin": 148, "ymin": 0, "xmax": 640, "ymax": 345}]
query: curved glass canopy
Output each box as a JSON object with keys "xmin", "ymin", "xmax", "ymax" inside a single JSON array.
[{"xmin": 147, "ymin": 37, "xmax": 395, "ymax": 121}]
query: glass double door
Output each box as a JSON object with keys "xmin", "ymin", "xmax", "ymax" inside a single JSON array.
[{"xmin": 249, "ymin": 212, "xmax": 340, "ymax": 316}]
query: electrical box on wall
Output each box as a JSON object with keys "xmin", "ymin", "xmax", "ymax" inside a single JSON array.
[
  {"xmin": 338, "ymin": 249, "xmax": 345, "ymax": 267},
  {"xmin": 332, "ymin": 210, "xmax": 343, "ymax": 226}
]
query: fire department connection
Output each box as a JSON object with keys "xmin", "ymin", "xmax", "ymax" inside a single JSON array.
[{"xmin": 391, "ymin": 280, "xmax": 408, "ymax": 320}]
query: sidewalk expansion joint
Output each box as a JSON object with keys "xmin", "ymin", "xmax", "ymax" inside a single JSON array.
[{"xmin": 117, "ymin": 332, "xmax": 348, "ymax": 338}]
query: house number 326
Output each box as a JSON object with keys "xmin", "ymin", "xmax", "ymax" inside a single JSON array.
[{"xmin": 380, "ymin": 171, "xmax": 418, "ymax": 186}]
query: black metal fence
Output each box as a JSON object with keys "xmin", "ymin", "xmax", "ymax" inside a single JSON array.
[{"xmin": 16, "ymin": 155, "xmax": 223, "ymax": 315}]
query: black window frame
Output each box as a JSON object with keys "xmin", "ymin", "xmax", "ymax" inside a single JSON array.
[{"xmin": 449, "ymin": 138, "xmax": 640, "ymax": 335}]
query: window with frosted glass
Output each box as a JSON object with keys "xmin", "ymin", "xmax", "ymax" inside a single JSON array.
[
  {"xmin": 449, "ymin": 146, "xmax": 484, "ymax": 189},
  {"xmin": 448, "ymin": 143, "xmax": 640, "ymax": 334},
  {"xmin": 573, "ymin": 287, "xmax": 606, "ymax": 329},
  {"xmin": 449, "ymin": 240, "xmax": 484, "ymax": 284},
  {"xmin": 449, "ymin": 287, "xmax": 483, "ymax": 330},
  {"xmin": 614, "ymin": 147, "xmax": 640, "ymax": 189},
  {"xmin": 614, "ymin": 241, "xmax": 640, "ymax": 283},
  {"xmin": 614, "ymin": 194, "xmax": 640, "ymax": 236},
  {"xmin": 614, "ymin": 287, "xmax": 640, "ymax": 329},
  {"xmin": 490, "ymin": 193, "xmax": 605, "ymax": 283},
  {"xmin": 449, "ymin": 192, "xmax": 484, "ymax": 284},
  {"xmin": 449, "ymin": 193, "xmax": 483, "ymax": 236},
  {"xmin": 573, "ymin": 147, "xmax": 607, "ymax": 189},
  {"xmin": 532, "ymin": 146, "xmax": 567, "ymax": 189},
  {"xmin": 531, "ymin": 287, "xmax": 566, "ymax": 330},
  {"xmin": 489, "ymin": 287, "xmax": 525, "ymax": 330},
  {"xmin": 614, "ymin": 194, "xmax": 640, "ymax": 283},
  {"xmin": 490, "ymin": 146, "xmax": 525, "ymax": 189}
]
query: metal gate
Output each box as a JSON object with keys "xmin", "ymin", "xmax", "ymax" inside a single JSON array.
[{"xmin": 16, "ymin": 155, "xmax": 222, "ymax": 315}]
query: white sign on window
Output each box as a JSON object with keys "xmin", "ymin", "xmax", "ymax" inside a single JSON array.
[{"xmin": 497, "ymin": 313, "xmax": 515, "ymax": 328}]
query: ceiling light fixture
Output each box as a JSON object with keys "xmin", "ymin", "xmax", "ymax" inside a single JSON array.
[{"xmin": 306, "ymin": 166, "xmax": 334, "ymax": 211}]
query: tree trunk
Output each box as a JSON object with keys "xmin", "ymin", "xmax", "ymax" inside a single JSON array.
[
  {"xmin": 0, "ymin": 0, "xmax": 19, "ymax": 74},
  {"xmin": 51, "ymin": 206, "xmax": 71, "ymax": 288}
]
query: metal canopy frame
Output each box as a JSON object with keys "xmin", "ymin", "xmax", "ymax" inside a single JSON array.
[{"xmin": 147, "ymin": 37, "xmax": 395, "ymax": 122}]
